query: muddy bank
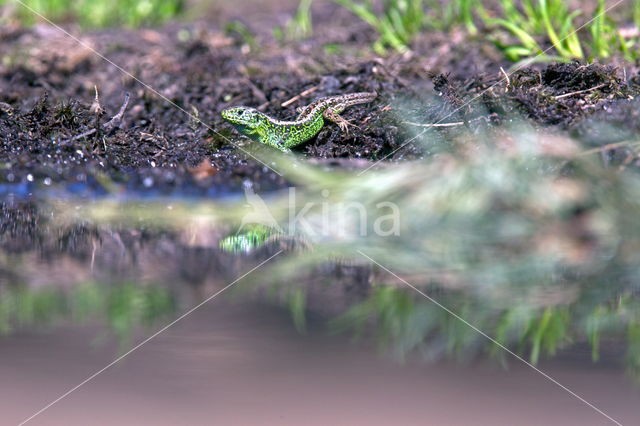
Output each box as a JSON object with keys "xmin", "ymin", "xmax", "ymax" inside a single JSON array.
[{"xmin": 1, "ymin": 16, "xmax": 640, "ymax": 195}]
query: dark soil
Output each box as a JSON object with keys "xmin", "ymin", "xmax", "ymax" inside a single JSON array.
[{"xmin": 2, "ymin": 6, "xmax": 640, "ymax": 197}]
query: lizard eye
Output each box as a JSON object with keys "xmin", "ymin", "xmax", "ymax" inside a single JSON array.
[{"xmin": 244, "ymin": 110, "xmax": 261, "ymax": 123}]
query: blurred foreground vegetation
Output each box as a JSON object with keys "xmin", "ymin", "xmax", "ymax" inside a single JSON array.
[
  {"xmin": 49, "ymin": 110, "xmax": 640, "ymax": 377},
  {"xmin": 259, "ymin": 120, "xmax": 640, "ymax": 375}
]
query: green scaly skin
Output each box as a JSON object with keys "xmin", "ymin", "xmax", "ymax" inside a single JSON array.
[
  {"xmin": 221, "ymin": 92, "xmax": 377, "ymax": 152},
  {"xmin": 219, "ymin": 224, "xmax": 276, "ymax": 253}
]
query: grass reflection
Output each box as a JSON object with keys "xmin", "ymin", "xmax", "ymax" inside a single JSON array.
[{"xmin": 0, "ymin": 282, "xmax": 175, "ymax": 346}]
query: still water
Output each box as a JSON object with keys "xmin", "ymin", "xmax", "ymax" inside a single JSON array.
[
  {"xmin": 3, "ymin": 299, "xmax": 640, "ymax": 425},
  {"xmin": 0, "ymin": 186, "xmax": 639, "ymax": 425}
]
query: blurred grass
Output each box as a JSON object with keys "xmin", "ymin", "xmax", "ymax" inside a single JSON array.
[
  {"xmin": 332, "ymin": 0, "xmax": 426, "ymax": 54},
  {"xmin": 274, "ymin": 0, "xmax": 313, "ymax": 42},
  {"xmin": 488, "ymin": 0, "xmax": 584, "ymax": 60},
  {"xmin": 3, "ymin": 0, "xmax": 639, "ymax": 62},
  {"xmin": 59, "ymin": 115, "xmax": 640, "ymax": 375},
  {"xmin": 332, "ymin": 0, "xmax": 639, "ymax": 61},
  {"xmin": 1, "ymin": 0, "xmax": 184, "ymax": 28},
  {"xmin": 0, "ymin": 282, "xmax": 176, "ymax": 347}
]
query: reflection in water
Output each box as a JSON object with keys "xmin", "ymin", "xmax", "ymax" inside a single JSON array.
[
  {"xmin": 0, "ymin": 198, "xmax": 370, "ymax": 340},
  {"xmin": 331, "ymin": 285, "xmax": 639, "ymax": 371},
  {"xmin": 2, "ymin": 123, "xmax": 640, "ymax": 380},
  {"xmin": 0, "ymin": 282, "xmax": 175, "ymax": 347},
  {"xmin": 0, "ymin": 200, "xmax": 272, "ymax": 345},
  {"xmin": 219, "ymin": 224, "xmax": 278, "ymax": 253}
]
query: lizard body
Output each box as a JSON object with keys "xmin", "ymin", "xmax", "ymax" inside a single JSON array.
[{"xmin": 221, "ymin": 92, "xmax": 376, "ymax": 151}]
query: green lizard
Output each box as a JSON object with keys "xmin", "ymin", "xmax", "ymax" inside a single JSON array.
[
  {"xmin": 219, "ymin": 224, "xmax": 276, "ymax": 253},
  {"xmin": 221, "ymin": 92, "xmax": 377, "ymax": 152}
]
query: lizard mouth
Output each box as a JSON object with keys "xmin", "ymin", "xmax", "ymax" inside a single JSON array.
[
  {"xmin": 231, "ymin": 123, "xmax": 253, "ymax": 134},
  {"xmin": 228, "ymin": 122, "xmax": 262, "ymax": 142}
]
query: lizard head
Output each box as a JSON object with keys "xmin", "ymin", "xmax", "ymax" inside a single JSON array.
[{"xmin": 221, "ymin": 107, "xmax": 267, "ymax": 136}]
